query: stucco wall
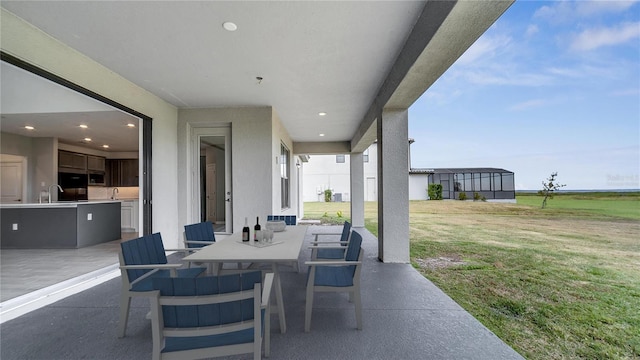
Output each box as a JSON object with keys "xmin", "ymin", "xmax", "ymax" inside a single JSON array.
[
  {"xmin": 2, "ymin": 9, "xmax": 181, "ymax": 245},
  {"xmin": 177, "ymin": 107, "xmax": 280, "ymax": 233},
  {"xmin": 409, "ymin": 174, "xmax": 429, "ymax": 200},
  {"xmin": 302, "ymin": 143, "xmax": 378, "ymax": 202}
]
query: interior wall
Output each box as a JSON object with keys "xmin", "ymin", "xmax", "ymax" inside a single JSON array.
[
  {"xmin": 1, "ymin": 132, "xmax": 34, "ymax": 201},
  {"xmin": 2, "ymin": 9, "xmax": 181, "ymax": 246},
  {"xmin": 31, "ymin": 137, "xmax": 57, "ymax": 201}
]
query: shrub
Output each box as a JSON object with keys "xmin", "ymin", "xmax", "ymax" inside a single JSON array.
[
  {"xmin": 428, "ymin": 184, "xmax": 443, "ymax": 200},
  {"xmin": 474, "ymin": 192, "xmax": 482, "ymax": 201},
  {"xmin": 324, "ymin": 189, "xmax": 333, "ymax": 202},
  {"xmin": 458, "ymin": 192, "xmax": 467, "ymax": 200}
]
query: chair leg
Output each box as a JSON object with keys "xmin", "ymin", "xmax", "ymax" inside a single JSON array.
[
  {"xmin": 118, "ymin": 294, "xmax": 132, "ymax": 338},
  {"xmin": 353, "ymin": 289, "xmax": 362, "ymax": 330},
  {"xmin": 304, "ymin": 268, "xmax": 316, "ymax": 332}
]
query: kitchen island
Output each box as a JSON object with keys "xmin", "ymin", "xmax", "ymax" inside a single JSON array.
[{"xmin": 1, "ymin": 200, "xmax": 121, "ymax": 249}]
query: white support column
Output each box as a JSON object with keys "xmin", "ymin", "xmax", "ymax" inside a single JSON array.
[
  {"xmin": 350, "ymin": 152, "xmax": 365, "ymax": 228},
  {"xmin": 377, "ymin": 109, "xmax": 409, "ymax": 263}
]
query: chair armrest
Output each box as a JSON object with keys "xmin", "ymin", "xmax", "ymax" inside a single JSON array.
[
  {"xmin": 164, "ymin": 248, "xmax": 198, "ymax": 253},
  {"xmin": 305, "ymin": 260, "xmax": 362, "ymax": 266},
  {"xmin": 261, "ymin": 273, "xmax": 275, "ymax": 307},
  {"xmin": 120, "ymin": 264, "xmax": 183, "ymax": 270},
  {"xmin": 312, "ymin": 233, "xmax": 343, "ymax": 241},
  {"xmin": 309, "ymin": 241, "xmax": 348, "ymax": 245},
  {"xmin": 184, "ymin": 240, "xmax": 214, "ymax": 245},
  {"xmin": 308, "ymin": 245, "xmax": 347, "ymax": 250}
]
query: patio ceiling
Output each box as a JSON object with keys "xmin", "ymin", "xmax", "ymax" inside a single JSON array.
[{"xmin": 1, "ymin": 1, "xmax": 512, "ymax": 150}]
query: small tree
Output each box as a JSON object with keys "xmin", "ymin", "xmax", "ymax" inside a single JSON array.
[
  {"xmin": 428, "ymin": 184, "xmax": 443, "ymax": 200},
  {"xmin": 538, "ymin": 172, "xmax": 566, "ymax": 209},
  {"xmin": 324, "ymin": 189, "xmax": 333, "ymax": 202}
]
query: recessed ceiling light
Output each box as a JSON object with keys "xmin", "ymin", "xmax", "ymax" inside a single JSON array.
[
  {"xmin": 318, "ymin": 112, "xmax": 327, "ymax": 116},
  {"xmin": 222, "ymin": 22, "xmax": 237, "ymax": 31},
  {"xmin": 24, "ymin": 125, "xmax": 34, "ymax": 130},
  {"xmin": 84, "ymin": 138, "xmax": 92, "ymax": 142},
  {"xmin": 127, "ymin": 123, "xmax": 136, "ymax": 128},
  {"xmin": 102, "ymin": 145, "xmax": 110, "ymax": 149},
  {"xmin": 79, "ymin": 124, "xmax": 88, "ymax": 129},
  {"xmin": 319, "ymin": 133, "xmax": 325, "ymax": 137}
]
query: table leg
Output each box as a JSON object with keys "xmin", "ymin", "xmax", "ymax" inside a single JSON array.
[{"xmin": 271, "ymin": 263, "xmax": 286, "ymax": 334}]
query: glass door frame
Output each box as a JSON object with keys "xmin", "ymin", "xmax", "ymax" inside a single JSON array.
[{"xmin": 189, "ymin": 126, "xmax": 232, "ymax": 234}]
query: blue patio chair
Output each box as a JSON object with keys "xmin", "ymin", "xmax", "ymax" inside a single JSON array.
[
  {"xmin": 266, "ymin": 215, "xmax": 297, "ymax": 225},
  {"xmin": 118, "ymin": 233, "xmax": 206, "ymax": 338},
  {"xmin": 150, "ymin": 271, "xmax": 274, "ymax": 360},
  {"xmin": 309, "ymin": 221, "xmax": 351, "ymax": 260},
  {"xmin": 183, "ymin": 221, "xmax": 215, "ymax": 249},
  {"xmin": 185, "ymin": 221, "xmax": 244, "ymax": 270},
  {"xmin": 266, "ymin": 215, "xmax": 299, "ymax": 272},
  {"xmin": 304, "ymin": 231, "xmax": 364, "ymax": 332}
]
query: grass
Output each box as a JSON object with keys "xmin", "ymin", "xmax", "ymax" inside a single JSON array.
[{"xmin": 304, "ymin": 194, "xmax": 640, "ymax": 359}]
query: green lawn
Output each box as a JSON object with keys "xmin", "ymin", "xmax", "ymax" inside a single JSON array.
[
  {"xmin": 516, "ymin": 192, "xmax": 640, "ymax": 220},
  {"xmin": 304, "ymin": 194, "xmax": 640, "ymax": 359}
]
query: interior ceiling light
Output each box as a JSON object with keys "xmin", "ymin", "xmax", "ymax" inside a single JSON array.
[
  {"xmin": 24, "ymin": 125, "xmax": 35, "ymax": 130},
  {"xmin": 319, "ymin": 133, "xmax": 325, "ymax": 137},
  {"xmin": 318, "ymin": 112, "xmax": 327, "ymax": 116},
  {"xmin": 127, "ymin": 123, "xmax": 136, "ymax": 128},
  {"xmin": 79, "ymin": 124, "xmax": 88, "ymax": 129},
  {"xmin": 84, "ymin": 137, "xmax": 92, "ymax": 142},
  {"xmin": 102, "ymin": 145, "xmax": 110, "ymax": 148},
  {"xmin": 222, "ymin": 22, "xmax": 238, "ymax": 31}
]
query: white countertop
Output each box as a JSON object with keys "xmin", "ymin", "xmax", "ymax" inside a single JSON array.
[{"xmin": 0, "ymin": 200, "xmax": 122, "ymax": 208}]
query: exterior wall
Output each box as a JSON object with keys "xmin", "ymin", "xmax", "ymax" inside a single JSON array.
[
  {"xmin": 302, "ymin": 144, "xmax": 378, "ymax": 202},
  {"xmin": 2, "ymin": 9, "xmax": 181, "ymax": 245},
  {"xmin": 271, "ymin": 109, "xmax": 298, "ymax": 217},
  {"xmin": 409, "ymin": 174, "xmax": 429, "ymax": 200},
  {"xmin": 177, "ymin": 107, "xmax": 299, "ymax": 234}
]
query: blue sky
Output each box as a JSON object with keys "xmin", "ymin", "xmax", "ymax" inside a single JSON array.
[{"xmin": 408, "ymin": 0, "xmax": 640, "ymax": 190}]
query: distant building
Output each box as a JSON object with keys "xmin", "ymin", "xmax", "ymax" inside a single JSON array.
[
  {"xmin": 410, "ymin": 168, "xmax": 515, "ymax": 201},
  {"xmin": 303, "ymin": 142, "xmax": 516, "ymax": 202}
]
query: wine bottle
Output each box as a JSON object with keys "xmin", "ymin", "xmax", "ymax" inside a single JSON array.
[
  {"xmin": 254, "ymin": 216, "xmax": 261, "ymax": 241},
  {"xmin": 242, "ymin": 217, "xmax": 250, "ymax": 242}
]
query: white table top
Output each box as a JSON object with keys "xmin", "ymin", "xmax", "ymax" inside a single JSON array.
[{"xmin": 183, "ymin": 225, "xmax": 308, "ymax": 263}]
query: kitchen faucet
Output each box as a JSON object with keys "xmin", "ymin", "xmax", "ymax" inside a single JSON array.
[
  {"xmin": 111, "ymin": 187, "xmax": 119, "ymax": 200},
  {"xmin": 48, "ymin": 184, "xmax": 64, "ymax": 203}
]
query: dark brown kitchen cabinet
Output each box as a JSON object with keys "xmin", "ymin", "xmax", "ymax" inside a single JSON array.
[
  {"xmin": 87, "ymin": 155, "xmax": 106, "ymax": 172},
  {"xmin": 106, "ymin": 159, "xmax": 139, "ymax": 187},
  {"xmin": 59, "ymin": 151, "xmax": 87, "ymax": 170}
]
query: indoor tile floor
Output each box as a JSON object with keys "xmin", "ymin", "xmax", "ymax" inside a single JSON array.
[{"xmin": 0, "ymin": 232, "xmax": 138, "ymax": 302}]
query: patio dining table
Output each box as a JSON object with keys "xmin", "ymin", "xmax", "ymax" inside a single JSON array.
[{"xmin": 182, "ymin": 224, "xmax": 308, "ymax": 334}]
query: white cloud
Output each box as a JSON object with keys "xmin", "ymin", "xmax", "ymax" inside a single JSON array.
[
  {"xmin": 575, "ymin": 0, "xmax": 639, "ymax": 17},
  {"xmin": 570, "ymin": 21, "xmax": 640, "ymax": 51},
  {"xmin": 534, "ymin": 0, "xmax": 639, "ymax": 23},
  {"xmin": 456, "ymin": 34, "xmax": 511, "ymax": 65},
  {"xmin": 526, "ymin": 24, "xmax": 539, "ymax": 37},
  {"xmin": 508, "ymin": 99, "xmax": 549, "ymax": 111},
  {"xmin": 610, "ymin": 88, "xmax": 640, "ymax": 96}
]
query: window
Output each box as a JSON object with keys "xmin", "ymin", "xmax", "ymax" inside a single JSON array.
[
  {"xmin": 454, "ymin": 173, "xmax": 462, "ymax": 191},
  {"xmin": 480, "ymin": 173, "xmax": 491, "ymax": 191},
  {"xmin": 363, "ymin": 149, "xmax": 369, "ymax": 163},
  {"xmin": 502, "ymin": 173, "xmax": 515, "ymax": 191},
  {"xmin": 492, "ymin": 173, "xmax": 502, "ymax": 191},
  {"xmin": 280, "ymin": 143, "xmax": 290, "ymax": 208},
  {"xmin": 336, "ymin": 154, "xmax": 345, "ymax": 163}
]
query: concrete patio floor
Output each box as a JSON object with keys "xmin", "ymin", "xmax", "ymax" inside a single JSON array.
[{"xmin": 0, "ymin": 225, "xmax": 524, "ymax": 359}]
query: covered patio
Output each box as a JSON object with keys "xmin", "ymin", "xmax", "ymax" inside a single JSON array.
[{"xmin": 0, "ymin": 226, "xmax": 523, "ymax": 359}]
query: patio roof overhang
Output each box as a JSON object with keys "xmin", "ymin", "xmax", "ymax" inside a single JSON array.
[{"xmin": 1, "ymin": 1, "xmax": 513, "ymax": 152}]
